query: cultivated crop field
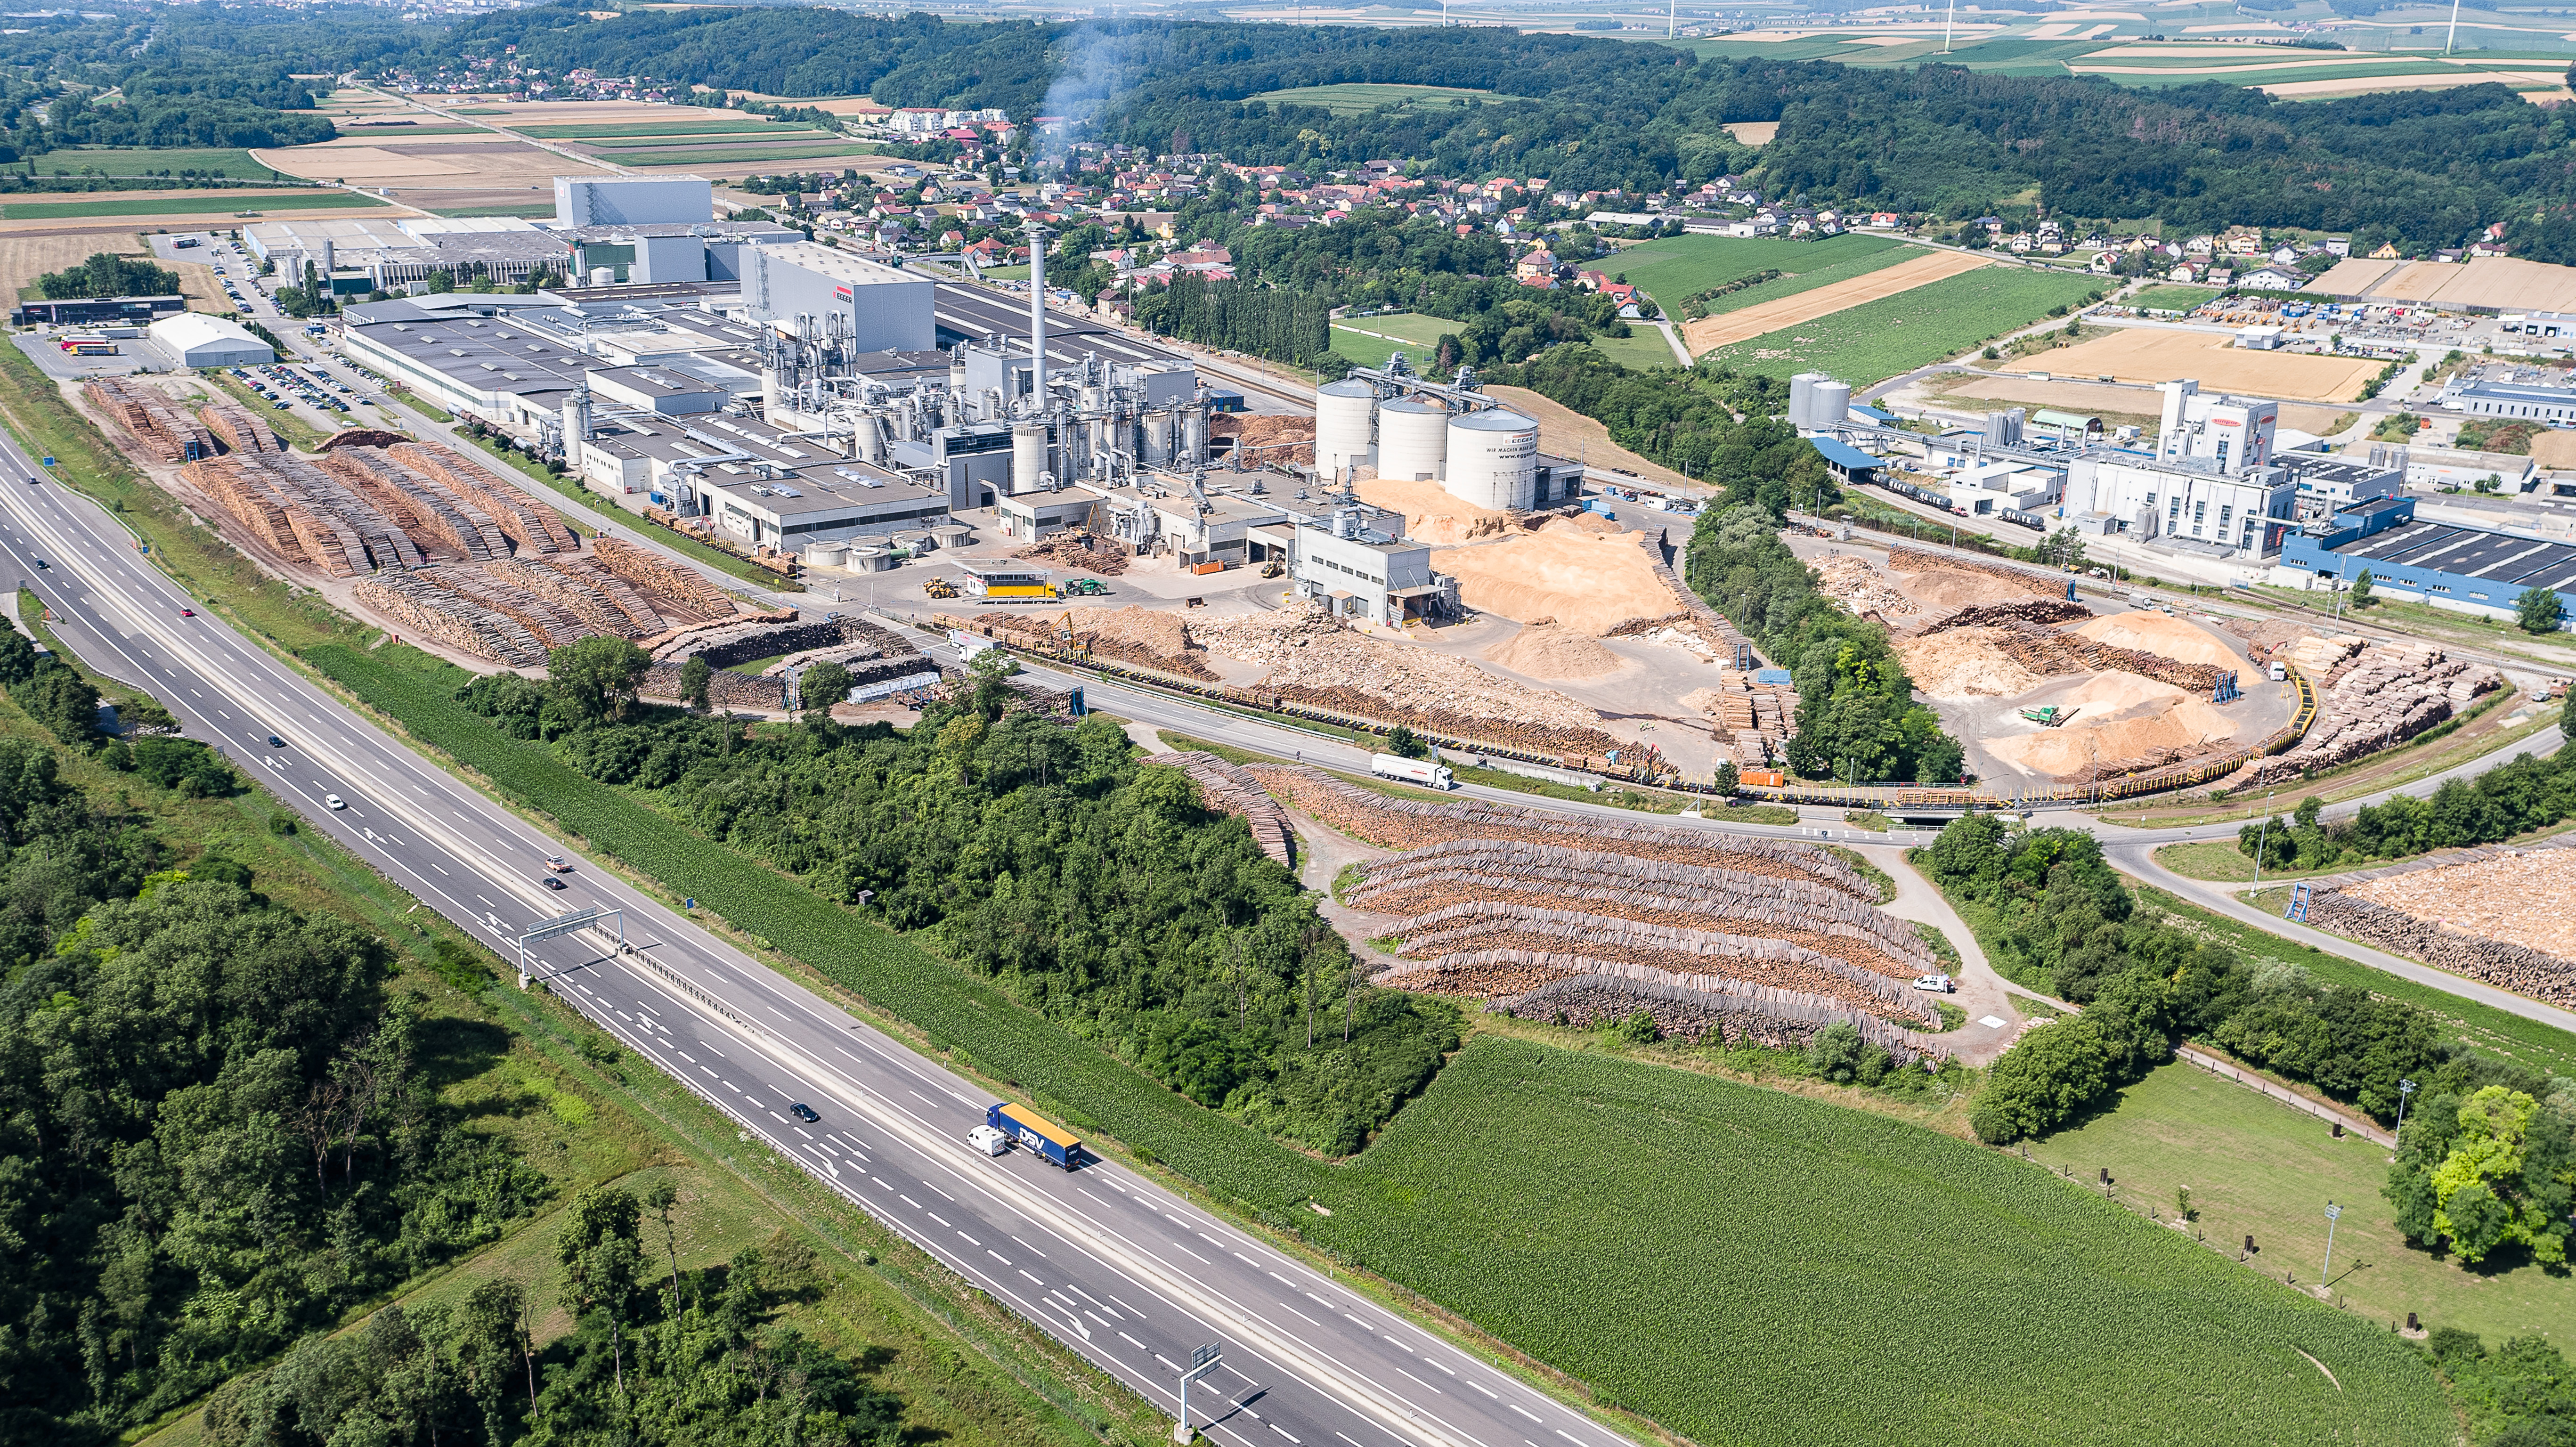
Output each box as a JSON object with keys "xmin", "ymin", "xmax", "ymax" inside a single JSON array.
[
  {"xmin": 1250, "ymin": 81, "xmax": 1493, "ymax": 114},
  {"xmin": 35, "ymin": 147, "xmax": 283, "ymax": 180},
  {"xmin": 616, "ymin": 143, "xmax": 880, "ymax": 169},
  {"xmin": 1314, "ymin": 1041, "xmax": 2447, "ymax": 1447},
  {"xmin": 2127, "ymin": 284, "xmax": 2222, "ymax": 312},
  {"xmin": 1330, "ymin": 311, "xmax": 1455, "ymax": 368},
  {"xmin": 514, "ymin": 119, "xmax": 797, "ymax": 139},
  {"xmin": 1696, "ymin": 265, "xmax": 2104, "ymax": 383},
  {"xmin": 1682, "ymin": 248, "xmax": 1993, "ymax": 355},
  {"xmin": 579, "ymin": 129, "xmax": 844, "ymax": 151},
  {"xmin": 1612, "ymin": 233, "xmax": 1900, "ymax": 310},
  {"xmin": 0, "ymin": 190, "xmax": 392, "ymax": 221}
]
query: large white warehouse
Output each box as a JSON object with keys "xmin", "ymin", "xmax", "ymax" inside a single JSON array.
[{"xmin": 151, "ymin": 312, "xmax": 273, "ymax": 368}]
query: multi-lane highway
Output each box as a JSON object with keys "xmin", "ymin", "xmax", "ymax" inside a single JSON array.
[{"xmin": 0, "ymin": 445, "xmax": 1633, "ymax": 1447}]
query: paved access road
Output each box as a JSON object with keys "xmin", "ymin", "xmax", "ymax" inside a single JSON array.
[{"xmin": 0, "ymin": 453, "xmax": 1630, "ymax": 1447}]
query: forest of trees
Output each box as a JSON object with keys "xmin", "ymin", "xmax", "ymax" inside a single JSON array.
[
  {"xmin": 2241, "ymin": 715, "xmax": 2576, "ymax": 870},
  {"xmin": 458, "ymin": 645, "xmax": 1460, "ymax": 1156},
  {"xmin": 1134, "ymin": 272, "xmax": 1334, "ymax": 368},
  {"xmin": 35, "ymin": 251, "xmax": 179, "ymax": 300}
]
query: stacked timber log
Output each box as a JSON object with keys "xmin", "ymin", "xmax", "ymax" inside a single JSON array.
[
  {"xmin": 353, "ymin": 571, "xmax": 548, "ymax": 666},
  {"xmin": 550, "ymin": 555, "xmax": 669, "ymax": 634},
  {"xmin": 1386, "ymin": 900, "xmax": 1928, "ymax": 1016},
  {"xmin": 1495, "ymin": 965, "xmax": 1949, "ymax": 1062},
  {"xmin": 1016, "ymin": 531, "xmax": 1129, "ymax": 575},
  {"xmin": 318, "ymin": 448, "xmax": 509, "ymax": 561},
  {"xmin": 180, "ymin": 455, "xmax": 308, "ymax": 561},
  {"xmin": 1912, "ymin": 598, "xmax": 2091, "ymax": 634},
  {"xmin": 1343, "ymin": 839, "xmax": 1933, "ymax": 975},
  {"xmin": 388, "ymin": 444, "xmax": 577, "ymax": 554},
  {"xmin": 423, "ymin": 566, "xmax": 593, "ymax": 648},
  {"xmin": 1158, "ymin": 751, "xmax": 1295, "ymax": 866},
  {"xmin": 1635, "ymin": 528, "xmax": 1755, "ymax": 660},
  {"xmin": 594, "ymin": 536, "xmax": 732, "ymax": 619},
  {"xmin": 196, "ymin": 397, "xmax": 278, "ymax": 454},
  {"xmin": 1247, "ymin": 764, "xmax": 1872, "ymax": 896},
  {"xmin": 1938, "ymin": 616, "xmax": 2224, "ymax": 692},
  {"xmin": 86, "ymin": 378, "xmax": 214, "ymax": 463},
  {"xmin": 2305, "ymin": 888, "xmax": 2576, "ymax": 1008},
  {"xmin": 2234, "ymin": 642, "xmax": 2499, "ymax": 789}
]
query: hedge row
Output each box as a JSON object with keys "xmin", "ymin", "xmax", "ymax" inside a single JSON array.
[{"xmin": 304, "ymin": 644, "xmax": 1331, "ymax": 1213}]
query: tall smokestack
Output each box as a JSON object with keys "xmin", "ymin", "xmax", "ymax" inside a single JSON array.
[{"xmin": 1025, "ymin": 223, "xmax": 1050, "ymax": 417}]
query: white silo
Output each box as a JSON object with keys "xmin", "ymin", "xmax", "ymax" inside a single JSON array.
[
  {"xmin": 1315, "ymin": 379, "xmax": 1377, "ymax": 478},
  {"xmin": 1788, "ymin": 372, "xmax": 1826, "ymax": 429},
  {"xmin": 1811, "ymin": 379, "xmax": 1851, "ymax": 429},
  {"xmin": 1444, "ymin": 409, "xmax": 1540, "ymax": 510},
  {"xmin": 1010, "ymin": 420, "xmax": 1051, "ymax": 495},
  {"xmin": 1377, "ymin": 396, "xmax": 1451, "ymax": 481}
]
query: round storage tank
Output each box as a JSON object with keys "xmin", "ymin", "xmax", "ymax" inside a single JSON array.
[
  {"xmin": 927, "ymin": 523, "xmax": 972, "ymax": 551},
  {"xmin": 1377, "ymin": 396, "xmax": 1450, "ymax": 481},
  {"xmin": 847, "ymin": 547, "xmax": 893, "ymax": 573},
  {"xmin": 802, "ymin": 541, "xmax": 850, "ymax": 569},
  {"xmin": 1787, "ymin": 372, "xmax": 1820, "ymax": 429},
  {"xmin": 1810, "ymin": 380, "xmax": 1851, "ymax": 429},
  {"xmin": 1444, "ymin": 409, "xmax": 1540, "ymax": 511},
  {"xmin": 1010, "ymin": 421, "xmax": 1051, "ymax": 495},
  {"xmin": 1314, "ymin": 379, "xmax": 1377, "ymax": 479}
]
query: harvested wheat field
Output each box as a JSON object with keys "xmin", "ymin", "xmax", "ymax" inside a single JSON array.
[
  {"xmin": 2344, "ymin": 851, "xmax": 2576, "ymax": 959},
  {"xmin": 1432, "ymin": 520, "xmax": 1680, "ymax": 634},
  {"xmin": 1895, "ymin": 627, "xmax": 2046, "ymax": 701},
  {"xmin": 1682, "ymin": 248, "xmax": 1990, "ymax": 356},
  {"xmin": 1988, "ymin": 671, "xmax": 2241, "ymax": 778},
  {"xmin": 0, "ymin": 231, "xmax": 153, "ymax": 304},
  {"xmin": 1357, "ymin": 474, "xmax": 1510, "ymax": 545},
  {"xmin": 2531, "ymin": 431, "xmax": 2576, "ymax": 470},
  {"xmin": 1484, "ymin": 622, "xmax": 1626, "ymax": 682},
  {"xmin": 2070, "ymin": 610, "xmax": 2242, "ymax": 670},
  {"xmin": 2009, "ymin": 327, "xmax": 2380, "ymax": 402}
]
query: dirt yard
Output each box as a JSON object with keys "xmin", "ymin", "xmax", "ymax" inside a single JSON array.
[
  {"xmin": 2344, "ymin": 850, "xmax": 2576, "ymax": 959},
  {"xmin": 2008, "ymin": 326, "xmax": 2381, "ymax": 402},
  {"xmin": 1986, "ymin": 670, "xmax": 2245, "ymax": 778},
  {"xmin": 1681, "ymin": 248, "xmax": 1991, "ymax": 355}
]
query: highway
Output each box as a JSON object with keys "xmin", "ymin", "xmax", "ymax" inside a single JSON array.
[{"xmin": 0, "ymin": 444, "xmax": 1634, "ymax": 1447}]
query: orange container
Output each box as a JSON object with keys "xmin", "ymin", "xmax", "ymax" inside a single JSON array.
[
  {"xmin": 1739, "ymin": 769, "xmax": 1786, "ymax": 788},
  {"xmin": 1192, "ymin": 560, "xmax": 1227, "ymax": 576}
]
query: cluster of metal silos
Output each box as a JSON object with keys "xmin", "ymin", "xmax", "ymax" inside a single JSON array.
[
  {"xmin": 1787, "ymin": 372, "xmax": 1852, "ymax": 430},
  {"xmin": 1308, "ymin": 378, "xmax": 1544, "ymax": 509}
]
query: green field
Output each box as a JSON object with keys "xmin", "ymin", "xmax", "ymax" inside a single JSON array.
[
  {"xmin": 0, "ymin": 190, "xmax": 387, "ymax": 220},
  {"xmin": 2029, "ymin": 1058, "xmax": 2576, "ymax": 1345},
  {"xmin": 514, "ymin": 118, "xmax": 797, "ymax": 139},
  {"xmin": 1249, "ymin": 81, "xmax": 1494, "ymax": 114},
  {"xmin": 580, "ymin": 128, "xmax": 842, "ymax": 151},
  {"xmin": 1330, "ymin": 313, "xmax": 1456, "ymax": 369},
  {"xmin": 328, "ymin": 123, "xmax": 483, "ymax": 137},
  {"xmin": 1589, "ymin": 327, "xmax": 1685, "ymax": 368},
  {"xmin": 614, "ymin": 142, "xmax": 877, "ymax": 168},
  {"xmin": 1315, "ymin": 1041, "xmax": 2447, "ymax": 1446},
  {"xmin": 33, "ymin": 147, "xmax": 283, "ymax": 180},
  {"xmin": 1609, "ymin": 232, "xmax": 1903, "ymax": 310},
  {"xmin": 2128, "ymin": 284, "xmax": 2224, "ymax": 312},
  {"xmin": 1696, "ymin": 264, "xmax": 2105, "ymax": 383}
]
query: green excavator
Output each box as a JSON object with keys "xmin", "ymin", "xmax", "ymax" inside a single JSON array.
[{"xmin": 2018, "ymin": 705, "xmax": 2080, "ymax": 728}]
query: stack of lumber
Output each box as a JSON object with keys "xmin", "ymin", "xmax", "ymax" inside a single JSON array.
[
  {"xmin": 2236, "ymin": 641, "xmax": 2498, "ymax": 789},
  {"xmin": 353, "ymin": 570, "xmax": 548, "ymax": 666},
  {"xmin": 483, "ymin": 557, "xmax": 646, "ymax": 637},
  {"xmin": 550, "ymin": 555, "xmax": 670, "ymax": 634},
  {"xmin": 421, "ymin": 566, "xmax": 593, "ymax": 648},
  {"xmin": 1247, "ymin": 764, "xmax": 1869, "ymax": 894},
  {"xmin": 388, "ymin": 444, "xmax": 577, "ymax": 554},
  {"xmin": 1343, "ymin": 838, "xmax": 1931, "ymax": 975},
  {"xmin": 86, "ymin": 378, "xmax": 214, "ymax": 463},
  {"xmin": 195, "ymin": 397, "xmax": 278, "ymax": 454},
  {"xmin": 594, "ymin": 536, "xmax": 731, "ymax": 619},
  {"xmin": 1157, "ymin": 751, "xmax": 1295, "ymax": 866},
  {"xmin": 179, "ymin": 455, "xmax": 309, "ymax": 561},
  {"xmin": 318, "ymin": 448, "xmax": 509, "ymax": 562}
]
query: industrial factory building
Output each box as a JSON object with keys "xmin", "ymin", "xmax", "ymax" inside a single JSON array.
[{"xmin": 2276, "ymin": 494, "xmax": 2576, "ymax": 624}]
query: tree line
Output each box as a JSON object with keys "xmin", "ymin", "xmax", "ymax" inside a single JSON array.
[
  {"xmin": 456, "ymin": 639, "xmax": 1461, "ymax": 1157},
  {"xmin": 1134, "ymin": 271, "xmax": 1334, "ymax": 369},
  {"xmin": 2240, "ymin": 707, "xmax": 2576, "ymax": 871}
]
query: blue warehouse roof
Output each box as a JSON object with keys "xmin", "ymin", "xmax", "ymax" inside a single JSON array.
[{"xmin": 1809, "ymin": 436, "xmax": 1883, "ymax": 470}]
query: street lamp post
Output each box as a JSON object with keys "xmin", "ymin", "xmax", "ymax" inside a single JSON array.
[
  {"xmin": 2322, "ymin": 1202, "xmax": 2343, "ymax": 1287},
  {"xmin": 2394, "ymin": 1078, "xmax": 2417, "ymax": 1142},
  {"xmin": 2252, "ymin": 789, "xmax": 2275, "ymax": 888}
]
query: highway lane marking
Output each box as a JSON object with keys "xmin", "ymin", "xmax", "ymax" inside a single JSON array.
[
  {"xmin": 1169, "ymin": 1241, "xmax": 1210, "ymax": 1263},
  {"xmin": 1019, "ymin": 1269, "xmax": 1044, "ymax": 1285},
  {"xmin": 900, "ymin": 1195, "xmax": 922, "ymax": 1208},
  {"xmin": 1119, "ymin": 1331, "xmax": 1150, "ymax": 1352},
  {"xmin": 957, "ymin": 1230, "xmax": 981, "ymax": 1246},
  {"xmin": 1396, "ymin": 1368, "xmax": 1441, "ymax": 1395},
  {"xmin": 1509, "ymin": 1407, "xmax": 1542, "ymax": 1423},
  {"xmin": 1468, "ymin": 1383, "xmax": 1498, "ymax": 1399},
  {"xmin": 986, "ymin": 1249, "xmax": 1011, "ymax": 1264},
  {"xmin": 1278, "ymin": 1301, "xmax": 1320, "ymax": 1326},
  {"xmin": 1011, "ymin": 1235, "xmax": 1048, "ymax": 1258},
  {"xmin": 1272, "ymin": 1427, "xmax": 1300, "ymax": 1443}
]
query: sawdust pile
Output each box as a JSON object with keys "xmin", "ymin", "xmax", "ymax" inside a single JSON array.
[
  {"xmin": 2345, "ymin": 850, "xmax": 2576, "ymax": 959},
  {"xmin": 1355, "ymin": 475, "xmax": 1509, "ymax": 545},
  {"xmin": 1191, "ymin": 605, "xmax": 1604, "ymax": 732},
  {"xmin": 1987, "ymin": 671, "xmax": 2242, "ymax": 779},
  {"xmin": 1812, "ymin": 555, "xmax": 1919, "ymax": 618},
  {"xmin": 1902, "ymin": 569, "xmax": 2023, "ymax": 611},
  {"xmin": 2071, "ymin": 610, "xmax": 2242, "ymax": 670},
  {"xmin": 1894, "ymin": 627, "xmax": 2046, "ymax": 701},
  {"xmin": 1484, "ymin": 622, "xmax": 1626, "ymax": 682},
  {"xmin": 1212, "ymin": 412, "xmax": 1314, "ymax": 464},
  {"xmin": 1432, "ymin": 520, "xmax": 1680, "ymax": 634}
]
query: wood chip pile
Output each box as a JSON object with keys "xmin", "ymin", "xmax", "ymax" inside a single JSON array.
[
  {"xmin": 1496, "ymin": 967, "xmax": 1946, "ymax": 1061},
  {"xmin": 1211, "ymin": 412, "xmax": 1315, "ymax": 463},
  {"xmin": 1943, "ymin": 616, "xmax": 2227, "ymax": 693},
  {"xmin": 1249, "ymin": 763, "xmax": 1870, "ymax": 894},
  {"xmin": 1885, "ymin": 546, "xmax": 2063, "ymax": 597},
  {"xmin": 1813, "ymin": 555, "xmax": 1920, "ymax": 620},
  {"xmin": 1383, "ymin": 900, "xmax": 1930, "ymax": 1019},
  {"xmin": 85, "ymin": 378, "xmax": 213, "ymax": 463},
  {"xmin": 1343, "ymin": 839, "xmax": 1933, "ymax": 976},
  {"xmin": 962, "ymin": 607, "xmax": 1215, "ymax": 679},
  {"xmin": 1016, "ymin": 531, "xmax": 1130, "ymax": 575},
  {"xmin": 2236, "ymin": 641, "xmax": 2498, "ymax": 789},
  {"xmin": 1157, "ymin": 751, "xmax": 1295, "ymax": 866}
]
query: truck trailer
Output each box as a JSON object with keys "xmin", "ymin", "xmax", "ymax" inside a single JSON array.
[
  {"xmin": 1372, "ymin": 753, "xmax": 1455, "ymax": 789},
  {"xmin": 987, "ymin": 1102, "xmax": 1082, "ymax": 1169}
]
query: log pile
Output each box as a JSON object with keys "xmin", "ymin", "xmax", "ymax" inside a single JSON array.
[
  {"xmin": 1386, "ymin": 900, "xmax": 1927, "ymax": 1014},
  {"xmin": 353, "ymin": 571, "xmax": 548, "ymax": 666},
  {"xmin": 1249, "ymin": 764, "xmax": 1870, "ymax": 896},
  {"xmin": 422, "ymin": 565, "xmax": 593, "ymax": 648},
  {"xmin": 388, "ymin": 444, "xmax": 577, "ymax": 554},
  {"xmin": 1913, "ymin": 598, "xmax": 2092, "ymax": 634},
  {"xmin": 1342, "ymin": 838, "xmax": 1932, "ymax": 974},
  {"xmin": 196, "ymin": 397, "xmax": 278, "ymax": 455},
  {"xmin": 2305, "ymin": 889, "xmax": 2576, "ymax": 1007},
  {"xmin": 1492, "ymin": 965, "xmax": 1947, "ymax": 1062},
  {"xmin": 594, "ymin": 536, "xmax": 732, "ymax": 620},
  {"xmin": 86, "ymin": 378, "xmax": 213, "ymax": 463},
  {"xmin": 1935, "ymin": 616, "xmax": 2225, "ymax": 692},
  {"xmin": 1158, "ymin": 751, "xmax": 1295, "ymax": 866},
  {"xmin": 2235, "ymin": 642, "xmax": 2498, "ymax": 789},
  {"xmin": 318, "ymin": 448, "xmax": 510, "ymax": 561},
  {"xmin": 1016, "ymin": 531, "xmax": 1130, "ymax": 575}
]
